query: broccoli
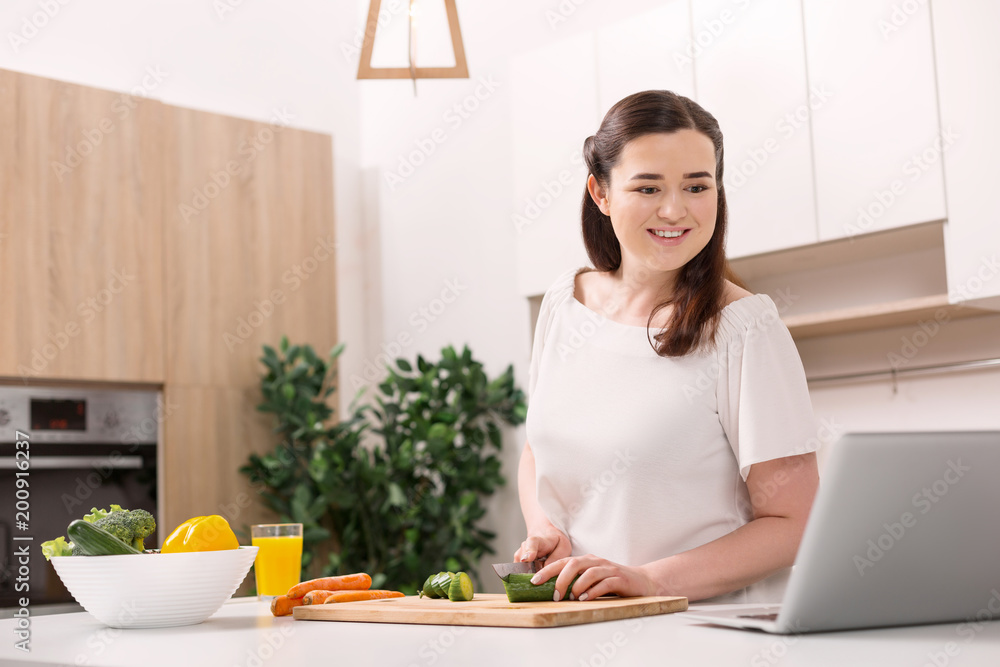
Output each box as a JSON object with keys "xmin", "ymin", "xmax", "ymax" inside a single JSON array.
[{"xmin": 94, "ymin": 509, "xmax": 156, "ymax": 551}]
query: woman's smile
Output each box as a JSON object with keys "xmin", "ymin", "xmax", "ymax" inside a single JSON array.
[{"xmin": 647, "ymin": 227, "xmax": 691, "ymax": 246}]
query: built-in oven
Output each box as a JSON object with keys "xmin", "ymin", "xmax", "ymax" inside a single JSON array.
[{"xmin": 0, "ymin": 384, "xmax": 160, "ymax": 612}]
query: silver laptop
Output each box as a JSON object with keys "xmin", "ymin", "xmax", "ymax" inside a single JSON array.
[{"xmin": 686, "ymin": 431, "xmax": 1000, "ymax": 633}]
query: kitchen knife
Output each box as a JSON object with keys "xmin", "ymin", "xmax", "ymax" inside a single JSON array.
[{"xmin": 492, "ymin": 559, "xmax": 545, "ymax": 581}]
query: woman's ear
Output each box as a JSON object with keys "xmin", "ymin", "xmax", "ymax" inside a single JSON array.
[{"xmin": 587, "ymin": 174, "xmax": 611, "ymax": 217}]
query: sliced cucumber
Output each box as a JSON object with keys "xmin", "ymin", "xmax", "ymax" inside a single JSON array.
[
  {"xmin": 448, "ymin": 571, "xmax": 474, "ymax": 602},
  {"xmin": 502, "ymin": 572, "xmax": 581, "ymax": 603},
  {"xmin": 431, "ymin": 571, "xmax": 454, "ymax": 597},
  {"xmin": 420, "ymin": 574, "xmax": 439, "ymax": 599}
]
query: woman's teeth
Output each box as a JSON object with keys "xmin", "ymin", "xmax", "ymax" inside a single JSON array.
[{"xmin": 651, "ymin": 230, "xmax": 685, "ymax": 238}]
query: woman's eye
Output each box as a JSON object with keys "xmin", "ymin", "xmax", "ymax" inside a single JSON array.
[
  {"xmin": 689, "ymin": 185, "xmax": 709, "ymax": 193},
  {"xmin": 637, "ymin": 187, "xmax": 657, "ymax": 194}
]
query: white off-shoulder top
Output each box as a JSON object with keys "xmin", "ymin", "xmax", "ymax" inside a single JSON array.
[{"xmin": 525, "ymin": 267, "xmax": 820, "ymax": 603}]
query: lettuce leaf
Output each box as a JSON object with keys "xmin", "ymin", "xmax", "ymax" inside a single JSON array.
[
  {"xmin": 83, "ymin": 504, "xmax": 124, "ymax": 523},
  {"xmin": 41, "ymin": 536, "xmax": 73, "ymax": 560}
]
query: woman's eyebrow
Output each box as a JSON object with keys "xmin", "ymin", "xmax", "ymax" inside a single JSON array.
[{"xmin": 628, "ymin": 171, "xmax": 714, "ymax": 181}]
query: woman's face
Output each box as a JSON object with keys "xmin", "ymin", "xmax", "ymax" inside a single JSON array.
[{"xmin": 589, "ymin": 130, "xmax": 718, "ymax": 279}]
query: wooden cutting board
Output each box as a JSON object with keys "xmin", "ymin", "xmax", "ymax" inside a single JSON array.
[{"xmin": 292, "ymin": 593, "xmax": 688, "ymax": 628}]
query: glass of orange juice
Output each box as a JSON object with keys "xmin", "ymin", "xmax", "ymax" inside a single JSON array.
[{"xmin": 250, "ymin": 523, "xmax": 303, "ymax": 599}]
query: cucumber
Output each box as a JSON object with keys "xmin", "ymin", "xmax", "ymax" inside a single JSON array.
[
  {"xmin": 448, "ymin": 571, "xmax": 474, "ymax": 602},
  {"xmin": 431, "ymin": 572, "xmax": 454, "ymax": 597},
  {"xmin": 502, "ymin": 573, "xmax": 581, "ymax": 603},
  {"xmin": 66, "ymin": 520, "xmax": 140, "ymax": 556},
  {"xmin": 420, "ymin": 574, "xmax": 439, "ymax": 599}
]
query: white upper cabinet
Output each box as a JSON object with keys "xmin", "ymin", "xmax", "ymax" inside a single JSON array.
[
  {"xmin": 595, "ymin": 4, "xmax": 696, "ymax": 118},
  {"xmin": 803, "ymin": 0, "xmax": 946, "ymax": 241},
  {"xmin": 510, "ymin": 32, "xmax": 599, "ymax": 297},
  {"xmin": 931, "ymin": 0, "xmax": 1000, "ymax": 309},
  {"xmin": 691, "ymin": 0, "xmax": 819, "ymax": 258}
]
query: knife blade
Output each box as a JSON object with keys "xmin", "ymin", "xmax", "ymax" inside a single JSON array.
[{"xmin": 492, "ymin": 559, "xmax": 545, "ymax": 581}]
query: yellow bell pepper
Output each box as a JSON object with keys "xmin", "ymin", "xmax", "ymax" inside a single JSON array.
[{"xmin": 161, "ymin": 515, "xmax": 239, "ymax": 553}]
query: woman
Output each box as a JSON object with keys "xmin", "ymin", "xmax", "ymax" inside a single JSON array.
[{"xmin": 516, "ymin": 90, "xmax": 820, "ymax": 604}]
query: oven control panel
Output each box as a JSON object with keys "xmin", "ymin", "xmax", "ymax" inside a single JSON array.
[{"xmin": 0, "ymin": 386, "xmax": 160, "ymax": 445}]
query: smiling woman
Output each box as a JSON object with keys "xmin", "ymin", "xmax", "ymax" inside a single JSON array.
[{"xmin": 516, "ymin": 90, "xmax": 820, "ymax": 605}]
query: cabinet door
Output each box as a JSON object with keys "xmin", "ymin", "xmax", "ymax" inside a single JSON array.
[
  {"xmin": 161, "ymin": 104, "xmax": 338, "ymax": 387},
  {"xmin": 0, "ymin": 69, "xmax": 164, "ymax": 382},
  {"xmin": 804, "ymin": 0, "xmax": 945, "ymax": 241},
  {"xmin": 692, "ymin": 0, "xmax": 818, "ymax": 258},
  {"xmin": 510, "ymin": 32, "xmax": 598, "ymax": 297},
  {"xmin": 932, "ymin": 0, "xmax": 1000, "ymax": 309},
  {"xmin": 596, "ymin": 3, "xmax": 695, "ymax": 117}
]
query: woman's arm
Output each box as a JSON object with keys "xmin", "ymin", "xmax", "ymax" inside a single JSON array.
[
  {"xmin": 532, "ymin": 452, "xmax": 819, "ymax": 602},
  {"xmin": 514, "ymin": 441, "xmax": 573, "ymax": 563}
]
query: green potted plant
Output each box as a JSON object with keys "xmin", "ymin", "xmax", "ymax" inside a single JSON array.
[{"xmin": 241, "ymin": 338, "xmax": 526, "ymax": 593}]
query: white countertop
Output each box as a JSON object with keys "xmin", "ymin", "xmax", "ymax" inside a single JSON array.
[{"xmin": 2, "ymin": 596, "xmax": 1000, "ymax": 667}]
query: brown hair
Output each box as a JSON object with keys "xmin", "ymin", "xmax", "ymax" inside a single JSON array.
[{"xmin": 581, "ymin": 90, "xmax": 745, "ymax": 357}]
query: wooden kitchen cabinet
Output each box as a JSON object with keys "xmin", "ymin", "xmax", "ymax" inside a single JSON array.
[
  {"xmin": 0, "ymin": 69, "xmax": 165, "ymax": 382},
  {"xmin": 160, "ymin": 104, "xmax": 338, "ymax": 388},
  {"xmin": 691, "ymin": 0, "xmax": 818, "ymax": 258},
  {"xmin": 159, "ymin": 102, "xmax": 339, "ymax": 531},
  {"xmin": 803, "ymin": 0, "xmax": 946, "ymax": 242}
]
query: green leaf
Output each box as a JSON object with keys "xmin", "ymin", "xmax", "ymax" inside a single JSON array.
[{"xmin": 396, "ymin": 358, "xmax": 412, "ymax": 372}]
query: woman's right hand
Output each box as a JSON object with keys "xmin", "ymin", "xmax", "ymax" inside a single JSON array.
[{"xmin": 514, "ymin": 527, "xmax": 572, "ymax": 564}]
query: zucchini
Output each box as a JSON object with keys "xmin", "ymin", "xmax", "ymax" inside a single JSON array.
[
  {"xmin": 448, "ymin": 571, "xmax": 474, "ymax": 602},
  {"xmin": 502, "ymin": 572, "xmax": 581, "ymax": 603},
  {"xmin": 66, "ymin": 520, "xmax": 140, "ymax": 556}
]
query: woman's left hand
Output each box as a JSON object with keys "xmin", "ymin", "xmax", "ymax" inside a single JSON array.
[{"xmin": 529, "ymin": 554, "xmax": 659, "ymax": 602}]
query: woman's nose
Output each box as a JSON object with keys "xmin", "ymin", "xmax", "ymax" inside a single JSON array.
[{"xmin": 657, "ymin": 191, "xmax": 686, "ymax": 221}]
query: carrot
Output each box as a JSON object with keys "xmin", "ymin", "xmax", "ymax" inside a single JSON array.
[
  {"xmin": 303, "ymin": 590, "xmax": 339, "ymax": 605},
  {"xmin": 321, "ymin": 589, "xmax": 405, "ymax": 604},
  {"xmin": 270, "ymin": 595, "xmax": 304, "ymax": 617},
  {"xmin": 286, "ymin": 573, "xmax": 372, "ymax": 599}
]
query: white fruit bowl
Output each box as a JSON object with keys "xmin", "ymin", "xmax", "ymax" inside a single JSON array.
[{"xmin": 50, "ymin": 546, "xmax": 258, "ymax": 628}]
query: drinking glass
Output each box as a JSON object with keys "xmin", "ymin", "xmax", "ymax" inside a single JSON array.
[{"xmin": 250, "ymin": 523, "xmax": 303, "ymax": 598}]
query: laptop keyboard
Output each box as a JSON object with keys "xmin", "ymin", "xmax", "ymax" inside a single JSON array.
[{"xmin": 737, "ymin": 613, "xmax": 779, "ymax": 621}]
